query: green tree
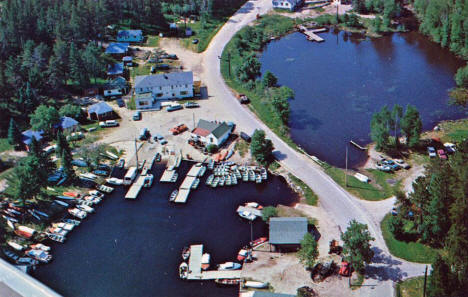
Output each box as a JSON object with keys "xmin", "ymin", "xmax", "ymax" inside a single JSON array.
[
  {"xmin": 261, "ymin": 206, "xmax": 278, "ymax": 222},
  {"xmin": 297, "ymin": 233, "xmax": 319, "ymax": 269},
  {"xmin": 427, "ymin": 255, "xmax": 456, "ymax": 297},
  {"xmin": 237, "ymin": 54, "xmax": 261, "ymax": 82},
  {"xmin": 370, "ymin": 106, "xmax": 391, "ymax": 151},
  {"xmin": 250, "ymin": 129, "xmax": 274, "ymax": 165},
  {"xmin": 341, "ymin": 220, "xmax": 375, "ymax": 273},
  {"xmin": 206, "ymin": 144, "xmax": 218, "ymax": 153},
  {"xmin": 82, "ymin": 43, "xmax": 105, "ymax": 83},
  {"xmin": 391, "ymin": 104, "xmax": 403, "ymax": 148},
  {"xmin": 449, "ymin": 88, "xmax": 468, "ymax": 108},
  {"xmin": 7, "ymin": 118, "xmax": 22, "ymax": 147},
  {"xmin": 30, "ymin": 105, "xmax": 60, "ymax": 136},
  {"xmin": 59, "ymin": 104, "xmax": 83, "ymax": 120},
  {"xmin": 48, "ymin": 39, "xmax": 69, "ymax": 87},
  {"xmin": 56, "ymin": 130, "xmax": 71, "ymax": 157},
  {"xmin": 400, "ymin": 105, "xmax": 422, "ymax": 148},
  {"xmin": 455, "ymin": 64, "xmax": 468, "ymax": 88},
  {"xmin": 262, "ymin": 71, "xmax": 278, "ymax": 88},
  {"xmin": 6, "ymin": 156, "xmax": 43, "ymax": 208},
  {"xmin": 69, "ymin": 42, "xmax": 89, "ymax": 87},
  {"xmin": 61, "ymin": 150, "xmax": 75, "ymax": 181},
  {"xmin": 28, "ymin": 136, "xmax": 54, "ymax": 183},
  {"xmin": 272, "ymin": 95, "xmax": 290, "ymax": 124}
]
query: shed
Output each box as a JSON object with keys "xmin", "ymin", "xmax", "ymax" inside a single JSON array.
[
  {"xmin": 107, "ymin": 63, "xmax": 124, "ymax": 78},
  {"xmin": 269, "ymin": 217, "xmax": 308, "ymax": 251},
  {"xmin": 116, "ymin": 30, "xmax": 143, "ymax": 43},
  {"xmin": 87, "ymin": 102, "xmax": 114, "ymax": 121},
  {"xmin": 57, "ymin": 116, "xmax": 79, "ymax": 132},
  {"xmin": 190, "ymin": 119, "xmax": 231, "ymax": 147}
]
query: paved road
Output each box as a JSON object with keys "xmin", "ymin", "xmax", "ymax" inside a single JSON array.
[{"xmin": 199, "ymin": 0, "xmax": 427, "ymax": 295}]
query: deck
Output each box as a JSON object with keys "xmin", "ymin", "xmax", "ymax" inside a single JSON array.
[
  {"xmin": 160, "ymin": 170, "xmax": 177, "ymax": 182},
  {"xmin": 174, "ymin": 189, "xmax": 191, "ymax": 203},
  {"xmin": 180, "ymin": 176, "xmax": 197, "ymax": 190},
  {"xmin": 125, "ymin": 175, "xmax": 145, "ymax": 199},
  {"xmin": 236, "ymin": 206, "xmax": 263, "ymax": 217},
  {"xmin": 186, "ymin": 245, "xmax": 242, "ymax": 280},
  {"xmin": 297, "ymin": 25, "xmax": 325, "ymax": 42},
  {"xmin": 186, "ymin": 165, "xmax": 205, "ymax": 177}
]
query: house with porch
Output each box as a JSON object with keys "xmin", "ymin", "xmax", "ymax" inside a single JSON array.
[
  {"xmin": 105, "ymin": 43, "xmax": 129, "ymax": 58},
  {"xmin": 190, "ymin": 119, "xmax": 231, "ymax": 147},
  {"xmin": 103, "ymin": 76, "xmax": 129, "ymax": 98},
  {"xmin": 134, "ymin": 72, "xmax": 194, "ymax": 100},
  {"xmin": 87, "ymin": 102, "xmax": 114, "ymax": 121},
  {"xmin": 116, "ymin": 30, "xmax": 143, "ymax": 43},
  {"xmin": 272, "ymin": 0, "xmax": 303, "ymax": 11},
  {"xmin": 269, "ymin": 217, "xmax": 308, "ymax": 252}
]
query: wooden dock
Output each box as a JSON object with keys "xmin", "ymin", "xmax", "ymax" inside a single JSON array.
[
  {"xmin": 160, "ymin": 170, "xmax": 177, "ymax": 182},
  {"xmin": 350, "ymin": 140, "xmax": 367, "ymax": 150},
  {"xmin": 125, "ymin": 175, "xmax": 145, "ymax": 199},
  {"xmin": 186, "ymin": 244, "xmax": 242, "ymax": 280},
  {"xmin": 174, "ymin": 189, "xmax": 191, "ymax": 203},
  {"xmin": 186, "ymin": 164, "xmax": 205, "ymax": 177},
  {"xmin": 236, "ymin": 206, "xmax": 263, "ymax": 217},
  {"xmin": 297, "ymin": 25, "xmax": 325, "ymax": 42}
]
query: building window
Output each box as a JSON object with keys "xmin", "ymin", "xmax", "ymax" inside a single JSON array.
[
  {"xmin": 156, "ymin": 93, "xmax": 163, "ymax": 97},
  {"xmin": 159, "ymin": 87, "xmax": 162, "ymax": 90},
  {"xmin": 180, "ymin": 91, "xmax": 188, "ymax": 96}
]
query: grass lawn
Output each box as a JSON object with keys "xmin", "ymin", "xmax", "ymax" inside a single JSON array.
[
  {"xmin": 130, "ymin": 63, "xmax": 152, "ymax": 78},
  {"xmin": 146, "ymin": 35, "xmax": 160, "ymax": 47},
  {"xmin": 439, "ymin": 119, "xmax": 468, "ymax": 143},
  {"xmin": 288, "ymin": 173, "xmax": 318, "ymax": 206},
  {"xmin": 395, "ymin": 276, "xmax": 425, "ymax": 297},
  {"xmin": 324, "ymin": 166, "xmax": 397, "ymax": 201},
  {"xmin": 0, "ymin": 138, "xmax": 13, "ymax": 153},
  {"xmin": 181, "ymin": 18, "xmax": 226, "ymax": 53},
  {"xmin": 381, "ymin": 214, "xmax": 439, "ymax": 263}
]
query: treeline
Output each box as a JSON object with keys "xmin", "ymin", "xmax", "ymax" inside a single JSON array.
[
  {"xmin": 352, "ymin": 0, "xmax": 403, "ymax": 29},
  {"xmin": 389, "ymin": 140, "xmax": 468, "ymax": 296},
  {"xmin": 161, "ymin": 0, "xmax": 246, "ymax": 19}
]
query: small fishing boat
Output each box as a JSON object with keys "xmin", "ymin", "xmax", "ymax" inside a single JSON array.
[
  {"xmin": 201, "ymin": 253, "xmax": 210, "ymax": 270},
  {"xmin": 245, "ymin": 202, "xmax": 263, "ymax": 210},
  {"xmin": 97, "ymin": 184, "xmax": 114, "ymax": 193},
  {"xmin": 68, "ymin": 208, "xmax": 87, "ymax": 219},
  {"xmin": 212, "ymin": 177, "xmax": 220, "ymax": 188},
  {"xmin": 77, "ymin": 204, "xmax": 94, "ymax": 213},
  {"xmin": 235, "ymin": 169, "xmax": 242, "ymax": 179},
  {"xmin": 232, "ymin": 174, "xmax": 238, "ymax": 185},
  {"xmin": 261, "ymin": 168, "xmax": 268, "ymax": 180},
  {"xmin": 63, "ymin": 192, "xmax": 80, "ymax": 198},
  {"xmin": 47, "ymin": 233, "xmax": 65, "ymax": 243},
  {"xmin": 198, "ymin": 166, "xmax": 206, "ymax": 177},
  {"xmin": 208, "ymin": 159, "xmax": 214, "ymax": 170},
  {"xmin": 250, "ymin": 237, "xmax": 268, "ymax": 248},
  {"xmin": 249, "ymin": 171, "xmax": 255, "ymax": 182},
  {"xmin": 169, "ymin": 190, "xmax": 178, "ymax": 202},
  {"xmin": 170, "ymin": 173, "xmax": 179, "ymax": 182},
  {"xmin": 26, "ymin": 249, "xmax": 52, "ymax": 263},
  {"xmin": 191, "ymin": 178, "xmax": 200, "ymax": 189},
  {"xmin": 256, "ymin": 174, "xmax": 262, "ymax": 184},
  {"xmin": 30, "ymin": 243, "xmax": 51, "ymax": 252},
  {"xmin": 238, "ymin": 210, "xmax": 256, "ymax": 221},
  {"xmin": 226, "ymin": 175, "xmax": 232, "ymax": 186},
  {"xmin": 218, "ymin": 262, "xmax": 241, "ymax": 270},
  {"xmin": 155, "ymin": 153, "xmax": 162, "ymax": 162},
  {"xmin": 219, "ymin": 176, "xmax": 225, "ymax": 186},
  {"xmin": 215, "ymin": 278, "xmax": 240, "ymax": 286},
  {"xmin": 179, "ymin": 262, "xmax": 188, "ymax": 279},
  {"xmin": 53, "ymin": 200, "xmax": 69, "ymax": 207},
  {"xmin": 106, "ymin": 177, "xmax": 123, "ymax": 185},
  {"xmin": 143, "ymin": 174, "xmax": 154, "ymax": 188},
  {"xmin": 237, "ymin": 249, "xmax": 249, "ymax": 261},
  {"xmin": 244, "ymin": 281, "xmax": 268, "ymax": 288},
  {"xmin": 7, "ymin": 241, "xmax": 25, "ymax": 251},
  {"xmin": 89, "ymin": 190, "xmax": 105, "ymax": 199},
  {"xmin": 242, "ymin": 172, "xmax": 248, "ymax": 182},
  {"xmin": 56, "ymin": 195, "xmax": 77, "ymax": 201},
  {"xmin": 181, "ymin": 246, "xmax": 190, "ymax": 261},
  {"xmin": 63, "ymin": 219, "xmax": 80, "ymax": 226},
  {"xmin": 205, "ymin": 174, "xmax": 214, "ymax": 186}
]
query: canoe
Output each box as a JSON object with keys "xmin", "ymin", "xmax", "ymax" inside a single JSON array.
[{"xmin": 244, "ymin": 281, "xmax": 268, "ymax": 288}]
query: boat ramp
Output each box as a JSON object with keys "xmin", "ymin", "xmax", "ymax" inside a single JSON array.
[
  {"xmin": 187, "ymin": 244, "xmax": 241, "ymax": 280},
  {"xmin": 297, "ymin": 25, "xmax": 326, "ymax": 42},
  {"xmin": 236, "ymin": 206, "xmax": 263, "ymax": 217}
]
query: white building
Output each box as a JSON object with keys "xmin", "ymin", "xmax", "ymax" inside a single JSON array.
[
  {"xmin": 272, "ymin": 0, "xmax": 303, "ymax": 11},
  {"xmin": 134, "ymin": 92, "xmax": 154, "ymax": 110},
  {"xmin": 191, "ymin": 119, "xmax": 232, "ymax": 147},
  {"xmin": 134, "ymin": 72, "xmax": 194, "ymax": 100}
]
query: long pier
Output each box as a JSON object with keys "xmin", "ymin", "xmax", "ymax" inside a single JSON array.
[
  {"xmin": 350, "ymin": 140, "xmax": 367, "ymax": 150},
  {"xmin": 125, "ymin": 175, "xmax": 145, "ymax": 199},
  {"xmin": 186, "ymin": 245, "xmax": 241, "ymax": 280},
  {"xmin": 297, "ymin": 25, "xmax": 325, "ymax": 42}
]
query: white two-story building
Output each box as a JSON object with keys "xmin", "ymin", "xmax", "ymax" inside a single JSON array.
[{"xmin": 134, "ymin": 72, "xmax": 194, "ymax": 105}]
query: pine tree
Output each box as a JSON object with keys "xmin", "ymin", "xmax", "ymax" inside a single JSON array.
[
  {"xmin": 61, "ymin": 150, "xmax": 75, "ymax": 181},
  {"xmin": 427, "ymin": 255, "xmax": 456, "ymax": 297},
  {"xmin": 7, "ymin": 118, "xmax": 22, "ymax": 147},
  {"xmin": 400, "ymin": 105, "xmax": 422, "ymax": 148}
]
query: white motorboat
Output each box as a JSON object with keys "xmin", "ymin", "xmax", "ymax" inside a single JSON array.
[
  {"xmin": 245, "ymin": 202, "xmax": 263, "ymax": 210},
  {"xmin": 106, "ymin": 177, "xmax": 123, "ymax": 185},
  {"xmin": 143, "ymin": 174, "xmax": 154, "ymax": 188},
  {"xmin": 238, "ymin": 210, "xmax": 256, "ymax": 221},
  {"xmin": 77, "ymin": 204, "xmax": 94, "ymax": 213},
  {"xmin": 244, "ymin": 281, "xmax": 268, "ymax": 288},
  {"xmin": 218, "ymin": 262, "xmax": 241, "ymax": 270},
  {"xmin": 179, "ymin": 262, "xmax": 189, "ymax": 279},
  {"xmin": 170, "ymin": 190, "xmax": 178, "ymax": 202},
  {"xmin": 201, "ymin": 253, "xmax": 210, "ymax": 270}
]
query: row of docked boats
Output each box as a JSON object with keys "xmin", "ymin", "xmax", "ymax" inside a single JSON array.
[{"xmin": 205, "ymin": 173, "xmax": 238, "ymax": 188}]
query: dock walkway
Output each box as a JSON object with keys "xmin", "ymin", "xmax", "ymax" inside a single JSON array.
[
  {"xmin": 297, "ymin": 25, "xmax": 325, "ymax": 42},
  {"xmin": 174, "ymin": 189, "xmax": 191, "ymax": 203},
  {"xmin": 187, "ymin": 245, "xmax": 242, "ymax": 280},
  {"xmin": 160, "ymin": 170, "xmax": 177, "ymax": 182},
  {"xmin": 125, "ymin": 175, "xmax": 145, "ymax": 199}
]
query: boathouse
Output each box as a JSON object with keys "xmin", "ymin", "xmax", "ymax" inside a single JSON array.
[
  {"xmin": 269, "ymin": 217, "xmax": 308, "ymax": 252},
  {"xmin": 190, "ymin": 119, "xmax": 231, "ymax": 147}
]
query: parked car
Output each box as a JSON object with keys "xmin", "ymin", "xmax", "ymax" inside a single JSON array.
[
  {"xmin": 153, "ymin": 134, "xmax": 164, "ymax": 141},
  {"xmin": 444, "ymin": 142, "xmax": 456, "ymax": 154},
  {"xmin": 227, "ymin": 122, "xmax": 236, "ymax": 133},
  {"xmin": 339, "ymin": 262, "xmax": 351, "ymax": 276},
  {"xmin": 184, "ymin": 102, "xmax": 200, "ymax": 108},
  {"xmin": 67, "ymin": 132, "xmax": 84, "ymax": 141},
  {"xmin": 427, "ymin": 146, "xmax": 436, "ymax": 158},
  {"xmin": 167, "ymin": 54, "xmax": 178, "ymax": 60},
  {"xmin": 99, "ymin": 120, "xmax": 119, "ymax": 128},
  {"xmin": 237, "ymin": 94, "xmax": 250, "ymax": 104},
  {"xmin": 139, "ymin": 128, "xmax": 150, "ymax": 141},
  {"xmin": 170, "ymin": 124, "xmax": 188, "ymax": 135},
  {"xmin": 382, "ymin": 160, "xmax": 400, "ymax": 170},
  {"xmin": 133, "ymin": 111, "xmax": 142, "ymax": 121},
  {"xmin": 159, "ymin": 138, "xmax": 168, "ymax": 145},
  {"xmin": 156, "ymin": 64, "xmax": 170, "ymax": 70},
  {"xmin": 116, "ymin": 98, "xmax": 125, "ymax": 108},
  {"xmin": 437, "ymin": 149, "xmax": 447, "ymax": 160},
  {"xmin": 395, "ymin": 159, "xmax": 410, "ymax": 169},
  {"xmin": 240, "ymin": 132, "xmax": 251, "ymax": 143},
  {"xmin": 376, "ymin": 163, "xmax": 392, "ymax": 172},
  {"xmin": 71, "ymin": 159, "xmax": 87, "ymax": 167},
  {"xmin": 192, "ymin": 39, "xmax": 199, "ymax": 44},
  {"xmin": 167, "ymin": 104, "xmax": 183, "ymax": 112},
  {"xmin": 117, "ymin": 159, "xmax": 125, "ymax": 169}
]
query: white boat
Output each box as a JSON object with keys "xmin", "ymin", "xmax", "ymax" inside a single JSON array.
[
  {"xmin": 206, "ymin": 174, "xmax": 214, "ymax": 186},
  {"xmin": 218, "ymin": 262, "xmax": 241, "ymax": 270},
  {"xmin": 201, "ymin": 253, "xmax": 210, "ymax": 270},
  {"xmin": 226, "ymin": 175, "xmax": 232, "ymax": 186},
  {"xmin": 245, "ymin": 202, "xmax": 263, "ymax": 209},
  {"xmin": 106, "ymin": 177, "xmax": 123, "ymax": 185},
  {"xmin": 30, "ymin": 243, "xmax": 51, "ymax": 252},
  {"xmin": 212, "ymin": 177, "xmax": 220, "ymax": 187},
  {"xmin": 179, "ymin": 262, "xmax": 189, "ymax": 279},
  {"xmin": 89, "ymin": 190, "xmax": 104, "ymax": 199},
  {"xmin": 238, "ymin": 211, "xmax": 256, "ymax": 221},
  {"xmin": 256, "ymin": 174, "xmax": 262, "ymax": 184},
  {"xmin": 26, "ymin": 249, "xmax": 52, "ymax": 263},
  {"xmin": 7, "ymin": 241, "xmax": 25, "ymax": 251},
  {"xmin": 244, "ymin": 281, "xmax": 268, "ymax": 288},
  {"xmin": 182, "ymin": 246, "xmax": 190, "ymax": 261},
  {"xmin": 219, "ymin": 176, "xmax": 225, "ymax": 186},
  {"xmin": 68, "ymin": 208, "xmax": 87, "ymax": 219},
  {"xmin": 191, "ymin": 178, "xmax": 200, "ymax": 189},
  {"xmin": 63, "ymin": 219, "xmax": 80, "ymax": 226},
  {"xmin": 97, "ymin": 185, "xmax": 114, "ymax": 193},
  {"xmin": 143, "ymin": 174, "xmax": 154, "ymax": 188},
  {"xmin": 169, "ymin": 190, "xmax": 178, "ymax": 202},
  {"xmin": 47, "ymin": 233, "xmax": 65, "ymax": 243},
  {"xmin": 79, "ymin": 173, "xmax": 97, "ymax": 180},
  {"xmin": 77, "ymin": 204, "xmax": 94, "ymax": 213}
]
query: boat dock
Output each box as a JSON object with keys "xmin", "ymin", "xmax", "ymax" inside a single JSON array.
[
  {"xmin": 187, "ymin": 164, "xmax": 206, "ymax": 177},
  {"xmin": 125, "ymin": 175, "xmax": 145, "ymax": 199},
  {"xmin": 174, "ymin": 189, "xmax": 191, "ymax": 203},
  {"xmin": 350, "ymin": 140, "xmax": 367, "ymax": 150},
  {"xmin": 297, "ymin": 25, "xmax": 325, "ymax": 42},
  {"xmin": 180, "ymin": 176, "xmax": 197, "ymax": 190},
  {"xmin": 187, "ymin": 245, "xmax": 241, "ymax": 280},
  {"xmin": 236, "ymin": 206, "xmax": 263, "ymax": 217},
  {"xmin": 160, "ymin": 170, "xmax": 178, "ymax": 182}
]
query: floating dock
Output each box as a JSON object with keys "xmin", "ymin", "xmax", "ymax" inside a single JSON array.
[
  {"xmin": 125, "ymin": 175, "xmax": 145, "ymax": 199},
  {"xmin": 160, "ymin": 170, "xmax": 177, "ymax": 182},
  {"xmin": 174, "ymin": 189, "xmax": 191, "ymax": 203},
  {"xmin": 187, "ymin": 245, "xmax": 242, "ymax": 280},
  {"xmin": 187, "ymin": 164, "xmax": 206, "ymax": 177},
  {"xmin": 350, "ymin": 140, "xmax": 367, "ymax": 150},
  {"xmin": 180, "ymin": 176, "xmax": 197, "ymax": 190},
  {"xmin": 236, "ymin": 206, "xmax": 263, "ymax": 217},
  {"xmin": 297, "ymin": 25, "xmax": 325, "ymax": 42}
]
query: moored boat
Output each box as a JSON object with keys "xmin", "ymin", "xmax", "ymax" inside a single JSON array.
[
  {"xmin": 256, "ymin": 174, "xmax": 262, "ymax": 184},
  {"xmin": 218, "ymin": 262, "xmax": 241, "ymax": 270},
  {"xmin": 179, "ymin": 262, "xmax": 188, "ymax": 279},
  {"xmin": 106, "ymin": 177, "xmax": 123, "ymax": 185},
  {"xmin": 219, "ymin": 176, "xmax": 225, "ymax": 186},
  {"xmin": 143, "ymin": 174, "xmax": 154, "ymax": 188},
  {"xmin": 238, "ymin": 210, "xmax": 256, "ymax": 221},
  {"xmin": 212, "ymin": 177, "xmax": 220, "ymax": 187},
  {"xmin": 237, "ymin": 249, "xmax": 248, "ymax": 262},
  {"xmin": 182, "ymin": 246, "xmax": 190, "ymax": 261},
  {"xmin": 250, "ymin": 237, "xmax": 268, "ymax": 248},
  {"xmin": 170, "ymin": 190, "xmax": 178, "ymax": 202},
  {"xmin": 206, "ymin": 174, "xmax": 214, "ymax": 186},
  {"xmin": 201, "ymin": 253, "xmax": 210, "ymax": 270},
  {"xmin": 245, "ymin": 202, "xmax": 263, "ymax": 210},
  {"xmin": 244, "ymin": 281, "xmax": 268, "ymax": 288},
  {"xmin": 214, "ymin": 278, "xmax": 240, "ymax": 285}
]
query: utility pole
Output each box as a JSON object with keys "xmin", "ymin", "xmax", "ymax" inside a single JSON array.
[
  {"xmin": 423, "ymin": 265, "xmax": 428, "ymax": 297},
  {"xmin": 134, "ymin": 138, "xmax": 139, "ymax": 169},
  {"xmin": 345, "ymin": 143, "xmax": 348, "ymax": 187},
  {"xmin": 192, "ymin": 112, "xmax": 195, "ymax": 129}
]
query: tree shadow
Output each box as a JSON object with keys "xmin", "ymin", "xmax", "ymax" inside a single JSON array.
[
  {"xmin": 273, "ymin": 150, "xmax": 287, "ymax": 161},
  {"xmin": 365, "ymin": 247, "xmax": 407, "ymax": 282},
  {"xmin": 237, "ymin": 2, "xmax": 255, "ymax": 14}
]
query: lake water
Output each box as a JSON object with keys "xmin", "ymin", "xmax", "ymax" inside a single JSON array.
[
  {"xmin": 260, "ymin": 30, "xmax": 466, "ymax": 168},
  {"xmin": 33, "ymin": 161, "xmax": 298, "ymax": 297}
]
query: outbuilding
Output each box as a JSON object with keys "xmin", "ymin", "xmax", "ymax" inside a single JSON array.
[
  {"xmin": 190, "ymin": 119, "xmax": 232, "ymax": 147},
  {"xmin": 116, "ymin": 30, "xmax": 143, "ymax": 43},
  {"xmin": 105, "ymin": 43, "xmax": 129, "ymax": 58},
  {"xmin": 269, "ymin": 217, "xmax": 308, "ymax": 252},
  {"xmin": 272, "ymin": 0, "xmax": 303, "ymax": 11},
  {"xmin": 87, "ymin": 102, "xmax": 114, "ymax": 121}
]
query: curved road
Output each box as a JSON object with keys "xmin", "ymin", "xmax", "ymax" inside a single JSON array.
[{"xmin": 198, "ymin": 0, "xmax": 426, "ymax": 295}]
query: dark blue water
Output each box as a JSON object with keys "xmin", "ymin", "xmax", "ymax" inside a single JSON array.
[
  {"xmin": 33, "ymin": 161, "xmax": 298, "ymax": 297},
  {"xmin": 260, "ymin": 31, "xmax": 466, "ymax": 168}
]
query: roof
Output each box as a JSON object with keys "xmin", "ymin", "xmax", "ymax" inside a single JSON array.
[
  {"xmin": 88, "ymin": 102, "xmax": 113, "ymax": 115},
  {"xmin": 252, "ymin": 292, "xmax": 295, "ymax": 297},
  {"xmin": 22, "ymin": 130, "xmax": 44, "ymax": 145},
  {"xmin": 269, "ymin": 217, "xmax": 308, "ymax": 245},
  {"xmin": 105, "ymin": 43, "xmax": 129, "ymax": 54},
  {"xmin": 134, "ymin": 72, "xmax": 193, "ymax": 92},
  {"xmin": 107, "ymin": 63, "xmax": 124, "ymax": 75},
  {"xmin": 192, "ymin": 119, "xmax": 231, "ymax": 139},
  {"xmin": 58, "ymin": 116, "xmax": 79, "ymax": 129},
  {"xmin": 117, "ymin": 30, "xmax": 142, "ymax": 39}
]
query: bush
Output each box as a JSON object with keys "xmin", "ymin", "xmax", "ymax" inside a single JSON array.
[
  {"xmin": 388, "ymin": 215, "xmax": 404, "ymax": 240},
  {"xmin": 206, "ymin": 144, "xmax": 218, "ymax": 153},
  {"xmin": 262, "ymin": 206, "xmax": 278, "ymax": 222}
]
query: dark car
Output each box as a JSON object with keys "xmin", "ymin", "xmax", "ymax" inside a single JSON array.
[
  {"xmin": 116, "ymin": 98, "xmax": 125, "ymax": 108},
  {"xmin": 3, "ymin": 249, "xmax": 20, "ymax": 262},
  {"xmin": 184, "ymin": 102, "xmax": 200, "ymax": 108},
  {"xmin": 157, "ymin": 64, "xmax": 170, "ymax": 70},
  {"xmin": 168, "ymin": 54, "xmax": 178, "ymax": 60},
  {"xmin": 240, "ymin": 132, "xmax": 251, "ymax": 142},
  {"xmin": 17, "ymin": 257, "xmax": 39, "ymax": 266},
  {"xmin": 167, "ymin": 105, "xmax": 183, "ymax": 112},
  {"xmin": 117, "ymin": 159, "xmax": 125, "ymax": 169}
]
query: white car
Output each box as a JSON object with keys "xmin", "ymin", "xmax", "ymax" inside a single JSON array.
[
  {"xmin": 99, "ymin": 120, "xmax": 119, "ymax": 128},
  {"xmin": 443, "ymin": 142, "xmax": 456, "ymax": 153},
  {"xmin": 427, "ymin": 146, "xmax": 436, "ymax": 158}
]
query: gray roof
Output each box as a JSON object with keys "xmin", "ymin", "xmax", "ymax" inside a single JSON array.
[
  {"xmin": 195, "ymin": 119, "xmax": 231, "ymax": 139},
  {"xmin": 134, "ymin": 72, "xmax": 193, "ymax": 92},
  {"xmin": 211, "ymin": 122, "xmax": 231, "ymax": 138},
  {"xmin": 88, "ymin": 102, "xmax": 113, "ymax": 115},
  {"xmin": 269, "ymin": 217, "xmax": 308, "ymax": 245},
  {"xmin": 252, "ymin": 292, "xmax": 295, "ymax": 297}
]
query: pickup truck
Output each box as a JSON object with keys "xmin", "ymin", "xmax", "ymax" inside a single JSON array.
[{"xmin": 170, "ymin": 124, "xmax": 188, "ymax": 135}]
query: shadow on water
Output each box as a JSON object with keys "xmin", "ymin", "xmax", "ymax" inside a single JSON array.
[
  {"xmin": 34, "ymin": 161, "xmax": 299, "ymax": 297},
  {"xmin": 260, "ymin": 30, "xmax": 465, "ymax": 168}
]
